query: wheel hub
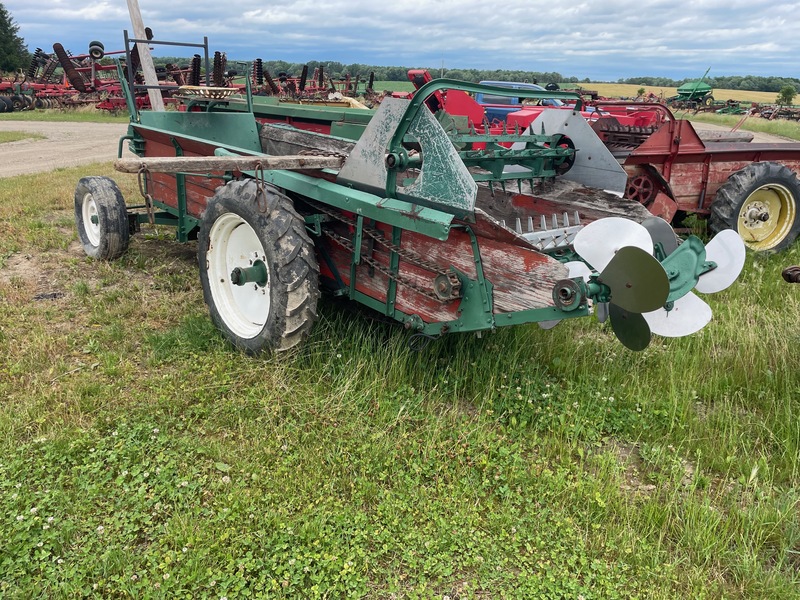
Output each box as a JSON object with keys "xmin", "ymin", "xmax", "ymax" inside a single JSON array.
[
  {"xmin": 737, "ymin": 184, "xmax": 797, "ymax": 250},
  {"xmin": 207, "ymin": 213, "xmax": 271, "ymax": 338},
  {"xmin": 231, "ymin": 260, "xmax": 268, "ymax": 286},
  {"xmin": 82, "ymin": 193, "xmax": 101, "ymax": 246}
]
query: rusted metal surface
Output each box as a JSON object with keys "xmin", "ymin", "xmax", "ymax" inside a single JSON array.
[{"xmin": 623, "ymin": 119, "xmax": 800, "ymax": 216}]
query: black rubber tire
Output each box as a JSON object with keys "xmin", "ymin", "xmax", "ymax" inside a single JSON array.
[
  {"xmin": 88, "ymin": 41, "xmax": 104, "ymax": 60},
  {"xmin": 2, "ymin": 96, "xmax": 13, "ymax": 112},
  {"xmin": 710, "ymin": 162, "xmax": 800, "ymax": 251},
  {"xmin": 0, "ymin": 98, "xmax": 6, "ymax": 113},
  {"xmin": 198, "ymin": 179, "xmax": 320, "ymax": 353},
  {"xmin": 703, "ymin": 94, "xmax": 714, "ymax": 106},
  {"xmin": 11, "ymin": 95, "xmax": 26, "ymax": 111},
  {"xmin": 74, "ymin": 176, "xmax": 130, "ymax": 260}
]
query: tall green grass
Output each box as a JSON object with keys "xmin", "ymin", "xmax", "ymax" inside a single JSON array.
[{"xmin": 0, "ymin": 158, "xmax": 798, "ymax": 597}]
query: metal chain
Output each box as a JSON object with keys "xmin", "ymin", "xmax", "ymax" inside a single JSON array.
[
  {"xmin": 298, "ymin": 148, "xmax": 349, "ymax": 159},
  {"xmin": 325, "ymin": 230, "xmax": 452, "ymax": 303},
  {"xmin": 305, "ymin": 199, "xmax": 452, "ymax": 276},
  {"xmin": 304, "ymin": 199, "xmax": 461, "ymax": 301},
  {"xmin": 253, "ymin": 162, "xmax": 269, "ymax": 213},
  {"xmin": 136, "ymin": 165, "xmax": 155, "ymax": 225}
]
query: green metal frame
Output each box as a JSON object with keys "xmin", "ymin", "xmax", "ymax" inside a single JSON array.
[{"xmin": 112, "ymin": 69, "xmax": 612, "ymax": 335}]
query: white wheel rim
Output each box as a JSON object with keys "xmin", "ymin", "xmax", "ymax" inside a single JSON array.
[
  {"xmin": 206, "ymin": 212, "xmax": 271, "ymax": 339},
  {"xmin": 82, "ymin": 192, "xmax": 101, "ymax": 247}
]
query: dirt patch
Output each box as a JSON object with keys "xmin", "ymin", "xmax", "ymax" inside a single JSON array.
[{"xmin": 0, "ymin": 120, "xmax": 132, "ymax": 177}]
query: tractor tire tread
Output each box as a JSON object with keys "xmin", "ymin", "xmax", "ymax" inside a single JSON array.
[
  {"xmin": 709, "ymin": 161, "xmax": 800, "ymax": 251},
  {"xmin": 199, "ymin": 179, "xmax": 319, "ymax": 353}
]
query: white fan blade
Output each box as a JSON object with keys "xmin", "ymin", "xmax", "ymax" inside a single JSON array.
[
  {"xmin": 600, "ymin": 246, "xmax": 669, "ymax": 313},
  {"xmin": 643, "ymin": 291, "xmax": 712, "ymax": 337},
  {"xmin": 695, "ymin": 229, "xmax": 746, "ymax": 294},
  {"xmin": 573, "ymin": 217, "xmax": 653, "ymax": 271},
  {"xmin": 565, "ymin": 261, "xmax": 592, "ymax": 281}
]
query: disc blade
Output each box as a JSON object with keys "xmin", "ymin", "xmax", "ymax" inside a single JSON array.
[
  {"xmin": 643, "ymin": 291, "xmax": 713, "ymax": 337},
  {"xmin": 609, "ymin": 303, "xmax": 651, "ymax": 351},
  {"xmin": 573, "ymin": 217, "xmax": 654, "ymax": 271},
  {"xmin": 539, "ymin": 319, "xmax": 561, "ymax": 330},
  {"xmin": 695, "ymin": 229, "xmax": 746, "ymax": 294},
  {"xmin": 599, "ymin": 246, "xmax": 669, "ymax": 313},
  {"xmin": 642, "ymin": 216, "xmax": 679, "ymax": 256}
]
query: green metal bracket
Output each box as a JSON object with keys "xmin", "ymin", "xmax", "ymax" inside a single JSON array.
[
  {"xmin": 303, "ymin": 213, "xmax": 327, "ymax": 236},
  {"xmin": 347, "ymin": 215, "xmax": 365, "ymax": 299},
  {"xmin": 115, "ymin": 60, "xmax": 139, "ymax": 122},
  {"xmin": 660, "ymin": 235, "xmax": 713, "ymax": 302},
  {"xmin": 169, "ymin": 138, "xmax": 192, "ymax": 243},
  {"xmin": 386, "ymin": 227, "xmax": 401, "ymax": 316}
]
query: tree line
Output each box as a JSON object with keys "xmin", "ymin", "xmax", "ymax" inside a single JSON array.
[
  {"xmin": 221, "ymin": 59, "xmax": 800, "ymax": 94},
  {"xmin": 2, "ymin": 3, "xmax": 799, "ymax": 94}
]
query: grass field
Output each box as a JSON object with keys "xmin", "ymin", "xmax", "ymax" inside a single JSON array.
[{"xmin": 1, "ymin": 111, "xmax": 799, "ymax": 598}]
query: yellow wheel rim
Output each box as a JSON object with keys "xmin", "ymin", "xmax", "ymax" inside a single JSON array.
[{"xmin": 736, "ymin": 184, "xmax": 797, "ymax": 250}]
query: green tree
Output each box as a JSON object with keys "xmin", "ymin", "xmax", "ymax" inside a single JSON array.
[
  {"xmin": 0, "ymin": 3, "xmax": 27, "ymax": 72},
  {"xmin": 777, "ymin": 84, "xmax": 797, "ymax": 106}
]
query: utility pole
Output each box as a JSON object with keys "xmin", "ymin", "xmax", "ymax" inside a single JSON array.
[{"xmin": 125, "ymin": 0, "xmax": 165, "ymax": 111}]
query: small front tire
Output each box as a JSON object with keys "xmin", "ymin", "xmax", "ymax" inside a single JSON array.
[{"xmin": 74, "ymin": 176, "xmax": 130, "ymax": 260}]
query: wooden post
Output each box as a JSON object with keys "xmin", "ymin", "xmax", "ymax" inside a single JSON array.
[
  {"xmin": 125, "ymin": 0, "xmax": 165, "ymax": 111},
  {"xmin": 114, "ymin": 155, "xmax": 346, "ymax": 174}
]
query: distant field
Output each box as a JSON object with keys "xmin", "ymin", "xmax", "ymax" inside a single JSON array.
[{"xmin": 372, "ymin": 80, "xmax": 778, "ymax": 104}]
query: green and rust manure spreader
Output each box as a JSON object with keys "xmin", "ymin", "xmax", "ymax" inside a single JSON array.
[{"xmin": 74, "ymin": 67, "xmax": 746, "ymax": 353}]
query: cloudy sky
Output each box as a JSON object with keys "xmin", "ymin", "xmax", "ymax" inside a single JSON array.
[{"xmin": 4, "ymin": 0, "xmax": 798, "ymax": 81}]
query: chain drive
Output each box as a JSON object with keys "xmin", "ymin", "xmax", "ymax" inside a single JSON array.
[{"xmin": 305, "ymin": 200, "xmax": 462, "ymax": 303}]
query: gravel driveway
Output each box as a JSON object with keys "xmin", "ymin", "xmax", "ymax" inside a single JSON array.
[{"xmin": 0, "ymin": 120, "xmax": 132, "ymax": 178}]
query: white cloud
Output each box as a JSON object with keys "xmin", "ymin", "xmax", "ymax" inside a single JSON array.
[{"xmin": 4, "ymin": 0, "xmax": 799, "ymax": 79}]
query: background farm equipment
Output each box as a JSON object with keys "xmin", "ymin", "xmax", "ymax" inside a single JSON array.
[
  {"xmin": 75, "ymin": 43, "xmax": 746, "ymax": 354},
  {"xmin": 667, "ymin": 71, "xmax": 715, "ymax": 110},
  {"xmin": 620, "ymin": 119, "xmax": 800, "ymax": 251},
  {"xmin": 110, "ymin": 53, "xmax": 800, "ymax": 254},
  {"xmin": 0, "ymin": 31, "xmax": 208, "ymax": 112}
]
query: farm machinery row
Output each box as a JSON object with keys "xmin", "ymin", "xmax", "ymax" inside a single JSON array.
[
  {"xmin": 1, "ymin": 31, "xmax": 230, "ymax": 112},
  {"xmin": 74, "ymin": 34, "xmax": 754, "ymax": 355},
  {"xmin": 1, "ymin": 40, "xmax": 126, "ymax": 111}
]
